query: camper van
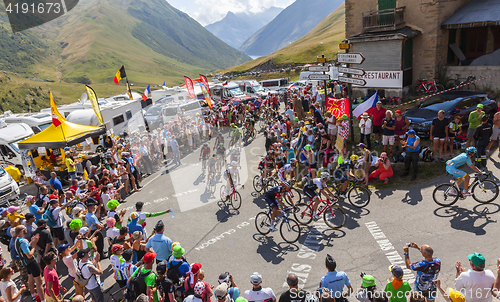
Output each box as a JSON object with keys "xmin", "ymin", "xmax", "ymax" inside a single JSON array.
[
  {"xmin": 0, "ymin": 166, "xmax": 20, "ymax": 204},
  {"xmin": 259, "ymin": 78, "xmax": 289, "ymax": 91},
  {"xmin": 151, "ymin": 86, "xmax": 204, "ymax": 103},
  {"xmin": 160, "ymin": 99, "xmax": 203, "ymax": 124},
  {"xmin": 0, "ymin": 111, "xmax": 52, "ymax": 133},
  {"xmin": 210, "ymin": 82, "xmax": 247, "ymax": 102},
  {"xmin": 0, "ymin": 122, "xmax": 35, "ymax": 173},
  {"xmin": 235, "ymin": 80, "xmax": 269, "ymax": 99}
]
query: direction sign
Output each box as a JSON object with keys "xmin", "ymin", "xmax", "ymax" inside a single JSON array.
[
  {"xmin": 337, "ymin": 53, "xmax": 365, "ymax": 64},
  {"xmin": 338, "ymin": 67, "xmax": 365, "ymax": 76},
  {"xmin": 309, "ymin": 66, "xmax": 329, "ymax": 72},
  {"xmin": 309, "ymin": 74, "xmax": 331, "ymax": 80},
  {"xmin": 339, "ymin": 43, "xmax": 350, "ymax": 50},
  {"xmin": 338, "ymin": 76, "xmax": 366, "ymax": 86},
  {"xmin": 316, "ymin": 57, "xmax": 326, "ymax": 63}
]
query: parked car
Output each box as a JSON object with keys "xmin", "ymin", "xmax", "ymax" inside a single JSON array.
[
  {"xmin": 404, "ymin": 91, "xmax": 497, "ymax": 138},
  {"xmin": 144, "ymin": 106, "xmax": 164, "ymax": 130}
]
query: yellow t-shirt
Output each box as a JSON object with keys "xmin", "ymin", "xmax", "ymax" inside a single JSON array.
[
  {"xmin": 7, "ymin": 213, "xmax": 23, "ymax": 227},
  {"xmin": 66, "ymin": 158, "xmax": 76, "ymax": 172}
]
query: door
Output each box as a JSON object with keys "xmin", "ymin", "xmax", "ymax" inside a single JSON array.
[
  {"xmin": 378, "ymin": 0, "xmax": 396, "ymax": 10},
  {"xmin": 378, "ymin": 0, "xmax": 396, "ymax": 25}
]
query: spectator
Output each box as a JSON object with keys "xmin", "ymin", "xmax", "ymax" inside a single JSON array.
[
  {"xmin": 435, "ymin": 280, "xmax": 464, "ymax": 302},
  {"xmin": 359, "ymin": 112, "xmax": 372, "ymax": 149},
  {"xmin": 6, "ymin": 207, "xmax": 23, "ymax": 228},
  {"xmin": 279, "ymin": 272, "xmax": 309, "ymax": 302},
  {"xmin": 58, "ymin": 243, "xmax": 83, "ymax": 297},
  {"xmin": 357, "ymin": 143, "xmax": 371, "ymax": 186},
  {"xmin": 146, "ymin": 220, "xmax": 173, "ymax": 264},
  {"xmin": 171, "ymin": 136, "xmax": 182, "ymax": 165},
  {"xmin": 33, "ymin": 219, "xmax": 56, "ymax": 271},
  {"xmin": 48, "ymin": 198, "xmax": 70, "ymax": 249},
  {"xmin": 43, "ymin": 251, "xmax": 67, "ymax": 302},
  {"xmin": 404, "ymin": 242, "xmax": 441, "ymax": 302},
  {"xmin": 467, "ymin": 104, "xmax": 485, "ymax": 148},
  {"xmin": 244, "ymin": 272, "xmax": 276, "ymax": 302},
  {"xmin": 33, "ymin": 171, "xmax": 49, "ymax": 187},
  {"xmin": 129, "ymin": 252, "xmax": 157, "ymax": 299},
  {"xmin": 393, "ymin": 110, "xmax": 409, "ymax": 151},
  {"xmin": 448, "ymin": 116, "xmax": 462, "ymax": 158},
  {"xmin": 218, "ymin": 272, "xmax": 239, "ymax": 302},
  {"xmin": 384, "ymin": 265, "xmax": 411, "ymax": 302},
  {"xmin": 455, "ymin": 253, "xmax": 495, "ymax": 302},
  {"xmin": 293, "ymin": 95, "xmax": 305, "ymax": 121},
  {"xmin": 400, "ymin": 130, "xmax": 420, "ymax": 181},
  {"xmin": 9, "ymin": 228, "xmax": 28, "ymax": 290},
  {"xmin": 49, "ymin": 172, "xmax": 63, "ymax": 194},
  {"xmin": 27, "ymin": 195, "xmax": 45, "ymax": 223},
  {"xmin": 110, "ymin": 244, "xmax": 127, "ymax": 289},
  {"xmin": 487, "ymin": 107, "xmax": 500, "ymax": 155},
  {"xmin": 356, "ymin": 274, "xmax": 377, "ymax": 302},
  {"xmin": 430, "ymin": 110, "xmax": 449, "ymax": 161},
  {"xmin": 65, "ymin": 151, "xmax": 78, "ymax": 180},
  {"xmin": 319, "ymin": 254, "xmax": 353, "ymax": 302},
  {"xmin": 310, "ymin": 104, "xmax": 324, "ymax": 125},
  {"xmin": 473, "ymin": 116, "xmax": 492, "ymax": 168},
  {"xmin": 155, "ymin": 260, "xmax": 175, "ymax": 302},
  {"xmin": 168, "ymin": 244, "xmax": 190, "ymax": 293},
  {"xmin": 366, "ymin": 101, "xmax": 386, "ymax": 146},
  {"xmin": 185, "ymin": 281, "xmax": 206, "ymax": 302},
  {"xmin": 381, "ymin": 111, "xmax": 396, "ymax": 155},
  {"xmin": 85, "ymin": 199, "xmax": 105, "ymax": 259},
  {"xmin": 78, "ymin": 248, "xmax": 104, "ymax": 302},
  {"xmin": 369, "ymin": 152, "xmax": 393, "ymax": 184},
  {"xmin": 325, "ymin": 112, "xmax": 337, "ymax": 141},
  {"xmin": 0, "ymin": 266, "xmax": 27, "ymax": 302},
  {"xmin": 215, "ymin": 283, "xmax": 233, "ymax": 302},
  {"xmin": 197, "ymin": 270, "xmax": 213, "ymax": 302}
]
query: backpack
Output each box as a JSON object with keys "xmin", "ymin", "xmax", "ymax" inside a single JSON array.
[
  {"xmin": 75, "ymin": 263, "xmax": 92, "ymax": 287},
  {"xmin": 422, "ymin": 148, "xmax": 433, "ymax": 162},
  {"xmin": 125, "ymin": 268, "xmax": 155, "ymax": 302},
  {"xmin": 36, "ymin": 194, "xmax": 47, "ymax": 207},
  {"xmin": 166, "ymin": 259, "xmax": 186, "ymax": 286},
  {"xmin": 43, "ymin": 208, "xmax": 57, "ymax": 228}
]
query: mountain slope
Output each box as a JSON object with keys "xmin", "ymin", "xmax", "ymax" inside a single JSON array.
[
  {"xmin": 205, "ymin": 7, "xmax": 283, "ymax": 49},
  {"xmin": 226, "ymin": 3, "xmax": 345, "ymax": 72},
  {"xmin": 238, "ymin": 0, "xmax": 343, "ymax": 57}
]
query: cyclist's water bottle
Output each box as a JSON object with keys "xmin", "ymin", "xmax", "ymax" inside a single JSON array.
[{"xmin": 169, "ymin": 207, "xmax": 174, "ymax": 218}]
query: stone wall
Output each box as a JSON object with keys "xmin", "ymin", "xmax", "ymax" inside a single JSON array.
[{"xmin": 446, "ymin": 66, "xmax": 500, "ymax": 94}]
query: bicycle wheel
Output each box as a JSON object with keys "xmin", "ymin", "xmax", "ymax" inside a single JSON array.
[
  {"xmin": 432, "ymin": 184, "xmax": 459, "ymax": 206},
  {"xmin": 436, "ymin": 84, "xmax": 445, "ymax": 91},
  {"xmin": 293, "ymin": 202, "xmax": 313, "ymax": 225},
  {"xmin": 412, "ymin": 85, "xmax": 424, "ymax": 96},
  {"xmin": 219, "ymin": 185, "xmax": 227, "ymax": 202},
  {"xmin": 285, "ymin": 188, "xmax": 302, "ymax": 206},
  {"xmin": 255, "ymin": 212, "xmax": 272, "ymax": 235},
  {"xmin": 467, "ymin": 83, "xmax": 477, "ymax": 90},
  {"xmin": 472, "ymin": 179, "xmax": 499, "ymax": 204},
  {"xmin": 280, "ymin": 218, "xmax": 301, "ymax": 243},
  {"xmin": 253, "ymin": 175, "xmax": 264, "ymax": 193},
  {"xmin": 347, "ymin": 186, "xmax": 370, "ymax": 208},
  {"xmin": 323, "ymin": 205, "xmax": 346, "ymax": 229},
  {"xmin": 230, "ymin": 191, "xmax": 242, "ymax": 210}
]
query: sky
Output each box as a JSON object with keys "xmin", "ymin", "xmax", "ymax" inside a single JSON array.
[{"xmin": 166, "ymin": 0, "xmax": 295, "ymax": 26}]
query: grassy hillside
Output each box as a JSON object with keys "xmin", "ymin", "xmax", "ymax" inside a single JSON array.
[{"xmin": 225, "ymin": 3, "xmax": 345, "ymax": 73}]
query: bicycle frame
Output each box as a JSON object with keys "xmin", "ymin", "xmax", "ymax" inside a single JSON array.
[{"xmin": 300, "ymin": 196, "xmax": 338, "ymax": 218}]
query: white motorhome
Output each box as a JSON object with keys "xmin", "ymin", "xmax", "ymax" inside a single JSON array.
[
  {"xmin": 259, "ymin": 78, "xmax": 289, "ymax": 91},
  {"xmin": 0, "ymin": 111, "xmax": 52, "ymax": 133},
  {"xmin": 235, "ymin": 80, "xmax": 269, "ymax": 99},
  {"xmin": 160, "ymin": 99, "xmax": 203, "ymax": 124},
  {"xmin": 0, "ymin": 122, "xmax": 34, "ymax": 172},
  {"xmin": 210, "ymin": 82, "xmax": 247, "ymax": 102},
  {"xmin": 151, "ymin": 86, "xmax": 204, "ymax": 104}
]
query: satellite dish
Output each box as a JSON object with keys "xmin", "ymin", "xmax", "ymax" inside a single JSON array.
[{"xmin": 80, "ymin": 92, "xmax": 88, "ymax": 103}]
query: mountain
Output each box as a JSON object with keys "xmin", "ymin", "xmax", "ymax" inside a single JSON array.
[
  {"xmin": 0, "ymin": 0, "xmax": 251, "ymax": 87},
  {"xmin": 205, "ymin": 7, "xmax": 283, "ymax": 49},
  {"xmin": 238, "ymin": 0, "xmax": 343, "ymax": 57},
  {"xmin": 226, "ymin": 3, "xmax": 345, "ymax": 73}
]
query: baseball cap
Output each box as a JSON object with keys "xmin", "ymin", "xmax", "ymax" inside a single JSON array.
[
  {"xmin": 79, "ymin": 227, "xmax": 89, "ymax": 234},
  {"xmin": 86, "ymin": 198, "xmax": 98, "ymax": 207},
  {"xmin": 214, "ymin": 283, "xmax": 229, "ymax": 299},
  {"xmin": 362, "ymin": 275, "xmax": 376, "ymax": 287},
  {"xmin": 377, "ymin": 101, "xmax": 382, "ymax": 104},
  {"xmin": 191, "ymin": 263, "xmax": 202, "ymax": 275},
  {"xmin": 406, "ymin": 129, "xmax": 416, "ymax": 135},
  {"xmin": 0, "ymin": 208, "xmax": 6, "ymax": 215},
  {"xmin": 235, "ymin": 298, "xmax": 248, "ymax": 302},
  {"xmin": 380, "ymin": 152, "xmax": 388, "ymax": 158},
  {"xmin": 48, "ymin": 199, "xmax": 58, "ymax": 206},
  {"xmin": 36, "ymin": 219, "xmax": 47, "ymax": 227},
  {"xmin": 219, "ymin": 272, "xmax": 230, "ymax": 284},
  {"xmin": 111, "ymin": 244, "xmax": 124, "ymax": 254},
  {"xmin": 77, "ymin": 248, "xmax": 91, "ymax": 259},
  {"xmin": 477, "ymin": 104, "xmax": 484, "ymax": 108},
  {"xmin": 250, "ymin": 272, "xmax": 262, "ymax": 285},
  {"xmin": 356, "ymin": 143, "xmax": 366, "ymax": 148},
  {"xmin": 58, "ymin": 243, "xmax": 70, "ymax": 254},
  {"xmin": 143, "ymin": 252, "xmax": 156, "ymax": 264},
  {"xmin": 395, "ymin": 110, "xmax": 402, "ymax": 114},
  {"xmin": 7, "ymin": 206, "xmax": 19, "ymax": 213},
  {"xmin": 157, "ymin": 260, "xmax": 168, "ymax": 275},
  {"xmin": 468, "ymin": 252, "xmax": 485, "ymax": 266},
  {"xmin": 389, "ymin": 265, "xmax": 404, "ymax": 279}
]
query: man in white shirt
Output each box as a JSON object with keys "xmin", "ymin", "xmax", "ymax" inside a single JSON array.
[
  {"xmin": 455, "ymin": 252, "xmax": 496, "ymax": 302},
  {"xmin": 78, "ymin": 248, "xmax": 104, "ymax": 302},
  {"xmin": 244, "ymin": 272, "xmax": 276, "ymax": 302},
  {"xmin": 359, "ymin": 112, "xmax": 372, "ymax": 149},
  {"xmin": 48, "ymin": 198, "xmax": 70, "ymax": 248}
]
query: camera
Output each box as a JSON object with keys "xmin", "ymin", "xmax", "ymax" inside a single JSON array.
[{"xmin": 360, "ymin": 272, "xmax": 366, "ymax": 278}]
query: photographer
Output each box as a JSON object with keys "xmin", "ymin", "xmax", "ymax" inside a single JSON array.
[
  {"xmin": 218, "ymin": 272, "xmax": 240, "ymax": 301},
  {"xmin": 404, "ymin": 243, "xmax": 441, "ymax": 302},
  {"xmin": 279, "ymin": 273, "xmax": 310, "ymax": 302},
  {"xmin": 368, "ymin": 153, "xmax": 393, "ymax": 184}
]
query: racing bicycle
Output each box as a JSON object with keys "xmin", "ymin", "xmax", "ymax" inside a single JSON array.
[
  {"xmin": 432, "ymin": 171, "xmax": 499, "ymax": 206},
  {"xmin": 333, "ymin": 179, "xmax": 371, "ymax": 208},
  {"xmin": 294, "ymin": 196, "xmax": 347, "ymax": 229},
  {"xmin": 264, "ymin": 177, "xmax": 302, "ymax": 206},
  {"xmin": 413, "ymin": 79, "xmax": 444, "ymax": 95},
  {"xmin": 219, "ymin": 182, "xmax": 242, "ymax": 210},
  {"xmin": 255, "ymin": 207, "xmax": 301, "ymax": 243}
]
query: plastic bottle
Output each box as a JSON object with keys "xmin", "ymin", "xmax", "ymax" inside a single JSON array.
[{"xmin": 169, "ymin": 207, "xmax": 174, "ymax": 218}]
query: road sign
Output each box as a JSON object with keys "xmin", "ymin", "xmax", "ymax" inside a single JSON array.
[
  {"xmin": 309, "ymin": 74, "xmax": 331, "ymax": 80},
  {"xmin": 338, "ymin": 76, "xmax": 366, "ymax": 86},
  {"xmin": 309, "ymin": 66, "xmax": 329, "ymax": 72},
  {"xmin": 337, "ymin": 53, "xmax": 365, "ymax": 64},
  {"xmin": 339, "ymin": 43, "xmax": 350, "ymax": 50},
  {"xmin": 316, "ymin": 57, "xmax": 326, "ymax": 63},
  {"xmin": 338, "ymin": 67, "xmax": 365, "ymax": 76}
]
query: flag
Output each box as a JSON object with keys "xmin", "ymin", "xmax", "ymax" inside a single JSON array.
[
  {"xmin": 222, "ymin": 81, "xmax": 228, "ymax": 86},
  {"xmin": 50, "ymin": 92, "xmax": 64, "ymax": 127},
  {"xmin": 162, "ymin": 82, "xmax": 167, "ymax": 89},
  {"xmin": 199, "ymin": 74, "xmax": 211, "ymax": 96},
  {"xmin": 113, "ymin": 66, "xmax": 126, "ymax": 85},
  {"xmin": 184, "ymin": 76, "xmax": 195, "ymax": 99},
  {"xmin": 353, "ymin": 91, "xmax": 378, "ymax": 118},
  {"xmin": 85, "ymin": 85, "xmax": 105, "ymax": 125},
  {"xmin": 199, "ymin": 83, "xmax": 212, "ymax": 110},
  {"xmin": 142, "ymin": 85, "xmax": 151, "ymax": 101},
  {"xmin": 326, "ymin": 97, "xmax": 349, "ymax": 119},
  {"xmin": 126, "ymin": 80, "xmax": 133, "ymax": 100},
  {"xmin": 288, "ymin": 84, "xmax": 296, "ymax": 90},
  {"xmin": 339, "ymin": 120, "xmax": 349, "ymax": 140}
]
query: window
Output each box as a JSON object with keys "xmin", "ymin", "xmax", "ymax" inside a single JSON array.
[
  {"xmin": 0, "ymin": 145, "xmax": 9, "ymax": 157},
  {"xmin": 456, "ymin": 97, "xmax": 476, "ymax": 110},
  {"xmin": 466, "ymin": 27, "xmax": 488, "ymax": 58},
  {"xmin": 126, "ymin": 110, "xmax": 132, "ymax": 120},
  {"xmin": 262, "ymin": 81, "xmax": 279, "ymax": 87},
  {"xmin": 163, "ymin": 108, "xmax": 177, "ymax": 117},
  {"xmin": 247, "ymin": 87, "xmax": 253, "ymax": 93},
  {"xmin": 181, "ymin": 102, "xmax": 201, "ymax": 112},
  {"xmin": 113, "ymin": 114, "xmax": 125, "ymax": 126}
]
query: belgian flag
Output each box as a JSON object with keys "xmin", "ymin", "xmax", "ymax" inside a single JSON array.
[{"xmin": 113, "ymin": 66, "xmax": 126, "ymax": 85}]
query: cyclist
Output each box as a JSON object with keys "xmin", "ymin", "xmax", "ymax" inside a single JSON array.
[
  {"xmin": 199, "ymin": 144, "xmax": 211, "ymax": 170},
  {"xmin": 216, "ymin": 143, "xmax": 226, "ymax": 172},
  {"xmin": 258, "ymin": 150, "xmax": 275, "ymax": 181},
  {"xmin": 223, "ymin": 161, "xmax": 240, "ymax": 197},
  {"xmin": 207, "ymin": 154, "xmax": 217, "ymax": 180},
  {"xmin": 336, "ymin": 155, "xmax": 360, "ymax": 198},
  {"xmin": 446, "ymin": 147, "xmax": 483, "ymax": 197},
  {"xmin": 230, "ymin": 123, "xmax": 242, "ymax": 145},
  {"xmin": 303, "ymin": 172, "xmax": 336, "ymax": 220},
  {"xmin": 264, "ymin": 181, "xmax": 294, "ymax": 231},
  {"xmin": 278, "ymin": 158, "xmax": 298, "ymax": 183},
  {"xmin": 214, "ymin": 133, "xmax": 224, "ymax": 149}
]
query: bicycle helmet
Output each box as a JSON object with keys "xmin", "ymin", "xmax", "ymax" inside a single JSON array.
[
  {"xmin": 194, "ymin": 281, "xmax": 205, "ymax": 296},
  {"xmin": 290, "ymin": 158, "xmax": 298, "ymax": 165},
  {"xmin": 230, "ymin": 123, "xmax": 235, "ymax": 127},
  {"xmin": 231, "ymin": 161, "xmax": 238, "ymax": 166},
  {"xmin": 350, "ymin": 154, "xmax": 359, "ymax": 161},
  {"xmin": 203, "ymin": 143, "xmax": 208, "ymax": 147},
  {"xmin": 466, "ymin": 147, "xmax": 477, "ymax": 154},
  {"xmin": 268, "ymin": 150, "xmax": 275, "ymax": 155},
  {"xmin": 282, "ymin": 181, "xmax": 292, "ymax": 188},
  {"xmin": 320, "ymin": 172, "xmax": 330, "ymax": 180}
]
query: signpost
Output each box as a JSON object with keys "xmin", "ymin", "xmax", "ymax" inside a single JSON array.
[
  {"xmin": 337, "ymin": 53, "xmax": 365, "ymax": 64},
  {"xmin": 338, "ymin": 67, "xmax": 365, "ymax": 76},
  {"xmin": 309, "ymin": 74, "xmax": 331, "ymax": 80},
  {"xmin": 338, "ymin": 76, "xmax": 366, "ymax": 86},
  {"xmin": 309, "ymin": 66, "xmax": 330, "ymax": 72},
  {"xmin": 339, "ymin": 43, "xmax": 350, "ymax": 50}
]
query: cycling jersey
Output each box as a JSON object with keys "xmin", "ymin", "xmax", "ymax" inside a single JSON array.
[
  {"xmin": 278, "ymin": 164, "xmax": 294, "ymax": 182},
  {"xmin": 208, "ymin": 157, "xmax": 217, "ymax": 167},
  {"xmin": 232, "ymin": 127, "xmax": 242, "ymax": 137},
  {"xmin": 216, "ymin": 146, "xmax": 226, "ymax": 155},
  {"xmin": 447, "ymin": 153, "xmax": 472, "ymax": 168},
  {"xmin": 200, "ymin": 148, "xmax": 210, "ymax": 158},
  {"xmin": 259, "ymin": 156, "xmax": 274, "ymax": 169},
  {"xmin": 265, "ymin": 186, "xmax": 285, "ymax": 208},
  {"xmin": 303, "ymin": 178, "xmax": 325, "ymax": 199}
]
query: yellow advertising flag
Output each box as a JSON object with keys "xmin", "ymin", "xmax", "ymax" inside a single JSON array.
[{"xmin": 85, "ymin": 85, "xmax": 105, "ymax": 125}]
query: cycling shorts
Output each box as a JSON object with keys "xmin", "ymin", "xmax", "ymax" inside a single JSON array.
[
  {"xmin": 303, "ymin": 184, "xmax": 319, "ymax": 199},
  {"xmin": 446, "ymin": 164, "xmax": 466, "ymax": 179},
  {"xmin": 265, "ymin": 193, "xmax": 279, "ymax": 208}
]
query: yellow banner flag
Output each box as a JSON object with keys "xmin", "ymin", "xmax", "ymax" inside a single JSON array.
[
  {"xmin": 85, "ymin": 85, "xmax": 105, "ymax": 125},
  {"xmin": 50, "ymin": 92, "xmax": 66, "ymax": 127}
]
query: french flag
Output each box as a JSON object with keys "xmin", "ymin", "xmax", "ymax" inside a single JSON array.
[
  {"xmin": 142, "ymin": 85, "xmax": 151, "ymax": 101},
  {"xmin": 353, "ymin": 91, "xmax": 378, "ymax": 118}
]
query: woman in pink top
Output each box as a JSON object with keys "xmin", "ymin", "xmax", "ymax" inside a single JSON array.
[{"xmin": 394, "ymin": 110, "xmax": 410, "ymax": 151}]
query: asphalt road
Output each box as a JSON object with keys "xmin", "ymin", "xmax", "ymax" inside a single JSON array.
[{"xmin": 16, "ymin": 131, "xmax": 500, "ymax": 302}]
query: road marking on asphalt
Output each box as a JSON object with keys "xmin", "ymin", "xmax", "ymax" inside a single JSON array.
[
  {"xmin": 365, "ymin": 221, "xmax": 415, "ymax": 283},
  {"xmin": 193, "ymin": 217, "xmax": 254, "ymax": 251}
]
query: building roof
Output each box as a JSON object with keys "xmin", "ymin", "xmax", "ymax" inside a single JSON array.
[
  {"xmin": 348, "ymin": 26, "xmax": 421, "ymax": 43},
  {"xmin": 442, "ymin": 0, "xmax": 500, "ymax": 29}
]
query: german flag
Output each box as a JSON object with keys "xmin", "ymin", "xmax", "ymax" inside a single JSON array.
[{"xmin": 113, "ymin": 66, "xmax": 126, "ymax": 85}]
